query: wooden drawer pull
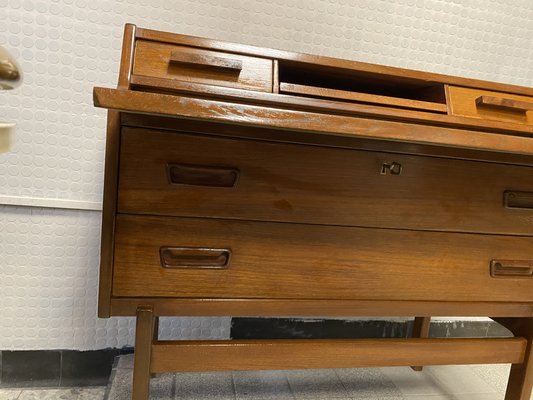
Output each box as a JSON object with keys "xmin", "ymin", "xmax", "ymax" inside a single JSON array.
[
  {"xmin": 160, "ymin": 247, "xmax": 231, "ymax": 269},
  {"xmin": 504, "ymin": 191, "xmax": 533, "ymax": 209},
  {"xmin": 169, "ymin": 51, "xmax": 243, "ymax": 73},
  {"xmin": 476, "ymin": 96, "xmax": 533, "ymax": 113},
  {"xmin": 167, "ymin": 163, "xmax": 239, "ymax": 188},
  {"xmin": 490, "ymin": 260, "xmax": 533, "ymax": 277}
]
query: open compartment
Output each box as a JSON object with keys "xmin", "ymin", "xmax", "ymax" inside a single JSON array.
[{"xmin": 278, "ymin": 60, "xmax": 447, "ymax": 113}]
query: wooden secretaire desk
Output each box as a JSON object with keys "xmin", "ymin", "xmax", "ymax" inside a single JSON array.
[{"xmin": 94, "ymin": 24, "xmax": 533, "ymax": 400}]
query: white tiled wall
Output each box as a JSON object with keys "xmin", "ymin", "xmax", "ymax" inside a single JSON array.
[{"xmin": 0, "ymin": 0, "xmax": 532, "ymax": 350}]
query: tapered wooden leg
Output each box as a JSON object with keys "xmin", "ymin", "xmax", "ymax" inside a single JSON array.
[
  {"xmin": 491, "ymin": 318, "xmax": 533, "ymax": 400},
  {"xmin": 132, "ymin": 306, "xmax": 155, "ymax": 400},
  {"xmin": 411, "ymin": 317, "xmax": 431, "ymax": 371}
]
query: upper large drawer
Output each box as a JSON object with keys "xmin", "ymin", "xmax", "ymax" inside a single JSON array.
[
  {"xmin": 133, "ymin": 40, "xmax": 273, "ymax": 92},
  {"xmin": 447, "ymin": 86, "xmax": 533, "ymax": 126},
  {"xmin": 118, "ymin": 127, "xmax": 533, "ymax": 235}
]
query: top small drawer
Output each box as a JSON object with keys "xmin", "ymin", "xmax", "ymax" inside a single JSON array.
[
  {"xmin": 447, "ymin": 86, "xmax": 533, "ymax": 125},
  {"xmin": 133, "ymin": 40, "xmax": 273, "ymax": 92}
]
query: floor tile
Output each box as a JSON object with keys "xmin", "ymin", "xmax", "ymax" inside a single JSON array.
[
  {"xmin": 105, "ymin": 368, "xmax": 132, "ymax": 400},
  {"xmin": 61, "ymin": 351, "xmax": 116, "ymax": 387},
  {"xmin": 1, "ymin": 351, "xmax": 60, "ymax": 388},
  {"xmin": 425, "ymin": 365, "xmax": 497, "ymax": 395},
  {"xmin": 381, "ymin": 367, "xmax": 448, "ymax": 396},
  {"xmin": 336, "ymin": 368, "xmax": 402, "ymax": 398},
  {"xmin": 174, "ymin": 371, "xmax": 234, "ymax": 400},
  {"xmin": 115, "ymin": 355, "xmax": 133, "ymax": 370},
  {"xmin": 469, "ymin": 363, "xmax": 510, "ymax": 393},
  {"xmin": 233, "ymin": 370, "xmax": 293, "ymax": 400},
  {"xmin": 286, "ymin": 369, "xmax": 348, "ymax": 399},
  {"xmin": 18, "ymin": 387, "xmax": 105, "ymax": 399},
  {"xmin": 0, "ymin": 389, "xmax": 22, "ymax": 400}
]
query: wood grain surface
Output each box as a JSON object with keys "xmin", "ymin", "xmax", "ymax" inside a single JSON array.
[
  {"xmin": 133, "ymin": 40, "xmax": 272, "ymax": 92},
  {"xmin": 280, "ymin": 82, "xmax": 447, "ymax": 113},
  {"xmin": 447, "ymin": 86, "xmax": 533, "ymax": 125},
  {"xmin": 150, "ymin": 337, "xmax": 526, "ymax": 373},
  {"xmin": 118, "ymin": 127, "xmax": 533, "ymax": 235},
  {"xmin": 93, "ymin": 88, "xmax": 533, "ymax": 153},
  {"xmin": 112, "ymin": 214, "xmax": 533, "ymax": 302}
]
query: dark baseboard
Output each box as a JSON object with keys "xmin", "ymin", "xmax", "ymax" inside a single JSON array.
[
  {"xmin": 0, "ymin": 348, "xmax": 133, "ymax": 388},
  {"xmin": 230, "ymin": 318, "xmax": 512, "ymax": 340},
  {"xmin": 0, "ymin": 319, "xmax": 511, "ymax": 387}
]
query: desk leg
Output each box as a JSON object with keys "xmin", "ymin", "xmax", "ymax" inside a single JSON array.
[
  {"xmin": 411, "ymin": 317, "xmax": 431, "ymax": 371},
  {"xmin": 493, "ymin": 318, "xmax": 533, "ymax": 400},
  {"xmin": 132, "ymin": 306, "xmax": 155, "ymax": 400}
]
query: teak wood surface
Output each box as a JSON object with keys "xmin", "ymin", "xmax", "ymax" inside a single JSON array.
[
  {"xmin": 118, "ymin": 127, "xmax": 533, "ymax": 235},
  {"xmin": 95, "ymin": 24, "xmax": 533, "ymax": 400},
  {"xmin": 112, "ymin": 214, "xmax": 533, "ymax": 302}
]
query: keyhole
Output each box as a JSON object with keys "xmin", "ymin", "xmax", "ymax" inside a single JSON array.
[{"xmin": 381, "ymin": 162, "xmax": 402, "ymax": 175}]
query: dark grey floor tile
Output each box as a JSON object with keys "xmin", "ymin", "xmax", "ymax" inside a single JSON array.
[
  {"xmin": 486, "ymin": 322, "xmax": 512, "ymax": 337},
  {"xmin": 1, "ymin": 351, "xmax": 60, "ymax": 388},
  {"xmin": 231, "ymin": 318, "xmax": 323, "ymax": 339},
  {"xmin": 61, "ymin": 350, "xmax": 117, "ymax": 387},
  {"xmin": 174, "ymin": 371, "xmax": 234, "ymax": 400},
  {"xmin": 336, "ymin": 368, "xmax": 402, "ymax": 398},
  {"xmin": 233, "ymin": 370, "xmax": 293, "ymax": 400},
  {"xmin": 286, "ymin": 369, "xmax": 348, "ymax": 399}
]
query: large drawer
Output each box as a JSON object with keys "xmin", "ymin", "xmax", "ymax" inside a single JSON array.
[
  {"xmin": 118, "ymin": 128, "xmax": 533, "ymax": 235},
  {"xmin": 112, "ymin": 215, "xmax": 533, "ymax": 302},
  {"xmin": 133, "ymin": 40, "xmax": 273, "ymax": 92}
]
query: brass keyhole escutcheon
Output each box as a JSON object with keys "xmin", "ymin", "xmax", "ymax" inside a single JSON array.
[{"xmin": 381, "ymin": 162, "xmax": 402, "ymax": 176}]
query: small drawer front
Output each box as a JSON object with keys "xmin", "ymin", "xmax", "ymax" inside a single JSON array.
[
  {"xmin": 112, "ymin": 215, "xmax": 533, "ymax": 302},
  {"xmin": 447, "ymin": 86, "xmax": 533, "ymax": 125},
  {"xmin": 118, "ymin": 127, "xmax": 533, "ymax": 236},
  {"xmin": 133, "ymin": 40, "xmax": 273, "ymax": 92}
]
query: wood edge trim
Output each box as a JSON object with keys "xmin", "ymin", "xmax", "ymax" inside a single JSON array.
[
  {"xmin": 93, "ymin": 88, "xmax": 533, "ymax": 156},
  {"xmin": 97, "ymin": 111, "xmax": 121, "ymax": 318},
  {"xmin": 279, "ymin": 82, "xmax": 448, "ymax": 113},
  {"xmin": 119, "ymin": 114, "xmax": 533, "ymax": 167},
  {"xmin": 150, "ymin": 337, "xmax": 526, "ymax": 373},
  {"xmin": 133, "ymin": 26, "xmax": 533, "ymax": 97},
  {"xmin": 272, "ymin": 60, "xmax": 279, "ymax": 94},
  {"xmin": 110, "ymin": 298, "xmax": 533, "ymax": 317},
  {"xmin": 117, "ymin": 24, "xmax": 136, "ymax": 89},
  {"xmin": 128, "ymin": 75, "xmax": 533, "ymax": 136}
]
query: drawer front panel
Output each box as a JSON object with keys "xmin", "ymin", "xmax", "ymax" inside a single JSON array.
[
  {"xmin": 447, "ymin": 86, "xmax": 533, "ymax": 125},
  {"xmin": 118, "ymin": 128, "xmax": 533, "ymax": 235},
  {"xmin": 133, "ymin": 40, "xmax": 273, "ymax": 92},
  {"xmin": 112, "ymin": 215, "xmax": 533, "ymax": 302}
]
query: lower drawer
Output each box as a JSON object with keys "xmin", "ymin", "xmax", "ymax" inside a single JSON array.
[{"xmin": 112, "ymin": 215, "xmax": 533, "ymax": 302}]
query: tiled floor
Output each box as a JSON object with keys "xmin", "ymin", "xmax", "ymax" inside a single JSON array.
[
  {"xmin": 0, "ymin": 356, "xmax": 531, "ymax": 399},
  {"xmin": 0, "ymin": 387, "xmax": 105, "ymax": 399},
  {"xmin": 102, "ymin": 355, "xmax": 531, "ymax": 400}
]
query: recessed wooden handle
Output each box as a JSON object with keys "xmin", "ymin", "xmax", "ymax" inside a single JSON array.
[
  {"xmin": 490, "ymin": 260, "xmax": 533, "ymax": 277},
  {"xmin": 504, "ymin": 191, "xmax": 533, "ymax": 209},
  {"xmin": 476, "ymin": 96, "xmax": 533, "ymax": 112},
  {"xmin": 167, "ymin": 163, "xmax": 239, "ymax": 188},
  {"xmin": 169, "ymin": 51, "xmax": 243, "ymax": 73},
  {"xmin": 160, "ymin": 247, "xmax": 231, "ymax": 269}
]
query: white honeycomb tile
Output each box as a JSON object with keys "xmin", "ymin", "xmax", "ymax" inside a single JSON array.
[
  {"xmin": 0, "ymin": 1, "xmax": 532, "ymax": 349},
  {"xmin": 0, "ymin": 205, "xmax": 231, "ymax": 350}
]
